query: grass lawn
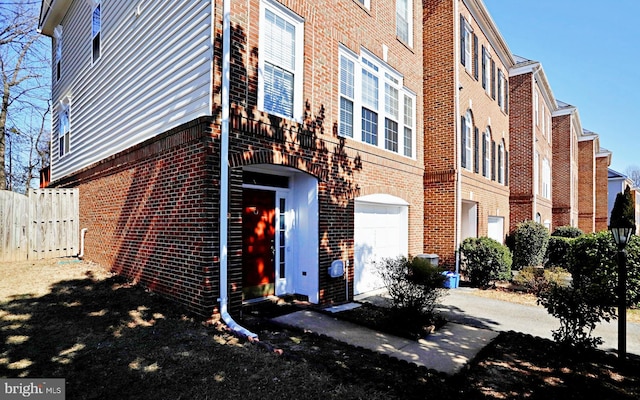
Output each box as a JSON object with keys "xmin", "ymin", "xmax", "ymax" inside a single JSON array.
[{"xmin": 2, "ymin": 259, "xmax": 640, "ymax": 399}]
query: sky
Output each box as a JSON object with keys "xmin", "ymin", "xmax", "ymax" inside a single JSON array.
[{"xmin": 482, "ymin": 0, "xmax": 639, "ymax": 175}]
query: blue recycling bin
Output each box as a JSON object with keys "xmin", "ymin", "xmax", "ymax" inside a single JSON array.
[{"xmin": 442, "ymin": 271, "xmax": 459, "ymax": 289}]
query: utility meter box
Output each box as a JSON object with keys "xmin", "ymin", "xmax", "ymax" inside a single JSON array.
[{"xmin": 329, "ymin": 260, "xmax": 345, "ymax": 278}]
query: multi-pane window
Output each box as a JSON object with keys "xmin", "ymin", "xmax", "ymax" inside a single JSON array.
[
  {"xmin": 542, "ymin": 157, "xmax": 551, "ymax": 199},
  {"xmin": 497, "ymin": 70, "xmax": 504, "ymax": 110},
  {"xmin": 403, "ymin": 96, "xmax": 413, "ymax": 157},
  {"xmin": 92, "ymin": 1, "xmax": 101, "ymax": 63},
  {"xmin": 460, "ymin": 16, "xmax": 472, "ymax": 74},
  {"xmin": 338, "ymin": 47, "xmax": 415, "ymax": 158},
  {"xmin": 497, "ymin": 142, "xmax": 505, "ymax": 184},
  {"xmin": 483, "ymin": 128, "xmax": 491, "ymax": 178},
  {"xmin": 396, "ymin": 0, "xmax": 412, "ymax": 46},
  {"xmin": 260, "ymin": 0, "xmax": 304, "ymax": 120},
  {"xmin": 461, "ymin": 111, "xmax": 472, "ymax": 170},
  {"xmin": 54, "ymin": 26, "xmax": 62, "ymax": 81},
  {"xmin": 339, "ymin": 56, "xmax": 355, "ymax": 138},
  {"xmin": 58, "ymin": 101, "xmax": 70, "ymax": 158},
  {"xmin": 482, "ymin": 46, "xmax": 491, "ymax": 94},
  {"xmin": 384, "ymin": 82, "xmax": 399, "ymax": 151},
  {"xmin": 361, "ymin": 65, "xmax": 379, "ymax": 145}
]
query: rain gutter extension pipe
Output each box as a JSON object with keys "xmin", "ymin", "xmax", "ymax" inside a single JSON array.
[{"xmin": 218, "ymin": 0, "xmax": 258, "ymax": 339}]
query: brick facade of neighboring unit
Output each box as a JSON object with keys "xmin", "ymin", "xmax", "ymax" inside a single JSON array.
[
  {"xmin": 509, "ymin": 60, "xmax": 556, "ymax": 231},
  {"xmin": 423, "ymin": 0, "xmax": 512, "ymax": 267},
  {"xmin": 552, "ymin": 105, "xmax": 581, "ymax": 229},
  {"xmin": 578, "ymin": 138, "xmax": 596, "ymax": 233},
  {"xmin": 595, "ymin": 154, "xmax": 611, "ymax": 231}
]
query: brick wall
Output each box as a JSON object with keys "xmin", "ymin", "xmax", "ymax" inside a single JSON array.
[
  {"xmin": 423, "ymin": 0, "xmax": 457, "ymax": 265},
  {"xmin": 552, "ymin": 113, "xmax": 578, "ymax": 228},
  {"xmin": 578, "ymin": 139, "xmax": 596, "ymax": 233},
  {"xmin": 55, "ymin": 118, "xmax": 220, "ymax": 317},
  {"xmin": 422, "ymin": 0, "xmax": 511, "ymax": 265},
  {"xmin": 508, "ymin": 73, "xmax": 534, "ymax": 226},
  {"xmin": 595, "ymin": 155, "xmax": 610, "ymax": 231}
]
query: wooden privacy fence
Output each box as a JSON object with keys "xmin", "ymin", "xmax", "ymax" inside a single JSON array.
[{"xmin": 0, "ymin": 188, "xmax": 79, "ymax": 262}]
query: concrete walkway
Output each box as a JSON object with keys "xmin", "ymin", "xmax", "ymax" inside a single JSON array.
[
  {"xmin": 271, "ymin": 309, "xmax": 498, "ymax": 375},
  {"xmin": 270, "ymin": 287, "xmax": 640, "ymax": 374}
]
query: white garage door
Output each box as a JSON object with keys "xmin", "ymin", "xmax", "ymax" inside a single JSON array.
[
  {"xmin": 488, "ymin": 216, "xmax": 505, "ymax": 244},
  {"xmin": 354, "ymin": 195, "xmax": 409, "ymax": 295}
]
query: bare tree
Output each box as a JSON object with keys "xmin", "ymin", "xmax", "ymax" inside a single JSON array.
[
  {"xmin": 624, "ymin": 166, "xmax": 640, "ymax": 189},
  {"xmin": 1, "ymin": 1, "xmax": 50, "ymax": 192}
]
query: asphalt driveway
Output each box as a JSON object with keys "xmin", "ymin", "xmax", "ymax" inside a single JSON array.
[{"xmin": 437, "ymin": 287, "xmax": 640, "ymax": 356}]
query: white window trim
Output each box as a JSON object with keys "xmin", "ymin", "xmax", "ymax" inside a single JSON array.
[
  {"xmin": 338, "ymin": 45, "xmax": 416, "ymax": 159},
  {"xmin": 54, "ymin": 25, "xmax": 63, "ymax": 82},
  {"xmin": 462, "ymin": 19, "xmax": 472, "ymax": 74},
  {"xmin": 483, "ymin": 49, "xmax": 491, "ymax": 96},
  {"xmin": 90, "ymin": 0, "xmax": 101, "ymax": 65},
  {"xmin": 356, "ymin": 0, "xmax": 370, "ymax": 9},
  {"xmin": 484, "ymin": 128, "xmax": 491, "ymax": 178},
  {"xmin": 258, "ymin": 0, "xmax": 305, "ymax": 122},
  {"xmin": 57, "ymin": 97, "xmax": 72, "ymax": 158},
  {"xmin": 463, "ymin": 111, "xmax": 472, "ymax": 170},
  {"xmin": 396, "ymin": 0, "xmax": 413, "ymax": 47},
  {"xmin": 498, "ymin": 141, "xmax": 505, "ymax": 184}
]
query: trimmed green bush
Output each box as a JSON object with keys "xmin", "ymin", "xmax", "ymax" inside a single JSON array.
[
  {"xmin": 551, "ymin": 226, "xmax": 584, "ymax": 238},
  {"xmin": 512, "ymin": 220, "xmax": 549, "ymax": 269},
  {"xmin": 538, "ymin": 231, "xmax": 640, "ymax": 349},
  {"xmin": 545, "ymin": 236, "xmax": 574, "ymax": 269},
  {"xmin": 459, "ymin": 237, "xmax": 512, "ymax": 288},
  {"xmin": 377, "ymin": 256, "xmax": 447, "ymax": 318}
]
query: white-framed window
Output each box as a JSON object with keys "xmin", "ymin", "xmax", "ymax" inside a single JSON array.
[
  {"xmin": 497, "ymin": 69, "xmax": 505, "ymax": 111},
  {"xmin": 338, "ymin": 46, "xmax": 415, "ymax": 158},
  {"xmin": 91, "ymin": 0, "xmax": 101, "ymax": 63},
  {"xmin": 482, "ymin": 46, "xmax": 491, "ymax": 95},
  {"xmin": 54, "ymin": 25, "xmax": 63, "ymax": 82},
  {"xmin": 339, "ymin": 56, "xmax": 355, "ymax": 138},
  {"xmin": 483, "ymin": 127, "xmax": 491, "ymax": 178},
  {"xmin": 396, "ymin": 0, "xmax": 412, "ymax": 46},
  {"xmin": 259, "ymin": 0, "xmax": 304, "ymax": 121},
  {"xmin": 57, "ymin": 98, "xmax": 71, "ymax": 158},
  {"xmin": 542, "ymin": 157, "xmax": 551, "ymax": 199},
  {"xmin": 356, "ymin": 0, "xmax": 370, "ymax": 9},
  {"xmin": 460, "ymin": 16, "xmax": 472, "ymax": 74},
  {"xmin": 461, "ymin": 111, "xmax": 472, "ymax": 170},
  {"xmin": 497, "ymin": 141, "xmax": 505, "ymax": 184},
  {"xmin": 403, "ymin": 95, "xmax": 413, "ymax": 157}
]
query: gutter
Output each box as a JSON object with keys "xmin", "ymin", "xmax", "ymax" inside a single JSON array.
[
  {"xmin": 218, "ymin": 0, "xmax": 257, "ymax": 339},
  {"xmin": 454, "ymin": 0, "xmax": 462, "ymax": 276}
]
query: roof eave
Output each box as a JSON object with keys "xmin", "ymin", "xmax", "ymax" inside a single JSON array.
[{"xmin": 39, "ymin": 0, "xmax": 72, "ymax": 36}]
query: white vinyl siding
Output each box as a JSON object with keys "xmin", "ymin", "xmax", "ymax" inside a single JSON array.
[{"xmin": 50, "ymin": 1, "xmax": 212, "ymax": 181}]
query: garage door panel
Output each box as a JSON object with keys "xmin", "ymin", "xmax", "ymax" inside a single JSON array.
[{"xmin": 354, "ymin": 201, "xmax": 408, "ymax": 295}]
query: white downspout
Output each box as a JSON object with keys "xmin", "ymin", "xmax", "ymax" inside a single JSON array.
[
  {"xmin": 219, "ymin": 0, "xmax": 257, "ymax": 339},
  {"xmin": 454, "ymin": 0, "xmax": 462, "ymax": 276},
  {"xmin": 78, "ymin": 228, "xmax": 88, "ymax": 259}
]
